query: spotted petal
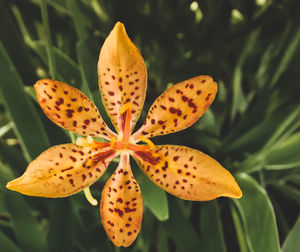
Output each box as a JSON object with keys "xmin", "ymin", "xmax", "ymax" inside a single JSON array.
[
  {"xmin": 133, "ymin": 145, "xmax": 242, "ymax": 201},
  {"xmin": 98, "ymin": 22, "xmax": 147, "ymax": 135},
  {"xmin": 100, "ymin": 154, "xmax": 143, "ymax": 247},
  {"xmin": 35, "ymin": 79, "xmax": 116, "ymax": 140},
  {"xmin": 133, "ymin": 75, "xmax": 217, "ymax": 139},
  {"xmin": 6, "ymin": 144, "xmax": 117, "ymax": 197}
]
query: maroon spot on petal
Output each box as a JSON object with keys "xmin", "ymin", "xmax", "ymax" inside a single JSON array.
[
  {"xmin": 173, "ymin": 156, "xmax": 179, "ymax": 161},
  {"xmin": 206, "ymin": 93, "xmax": 212, "ymax": 101},
  {"xmin": 169, "ymin": 107, "xmax": 177, "ymax": 114},
  {"xmin": 66, "ymin": 109, "xmax": 75, "ymax": 118},
  {"xmin": 108, "ymin": 91, "xmax": 114, "ymax": 96},
  {"xmin": 160, "ymin": 105, "xmax": 167, "ymax": 110},
  {"xmin": 114, "ymin": 208, "xmax": 124, "ymax": 217},
  {"xmin": 181, "ymin": 96, "xmax": 188, "ymax": 102},
  {"xmin": 69, "ymin": 179, "xmax": 75, "ymax": 186},
  {"xmin": 117, "ymin": 198, "xmax": 123, "ymax": 203}
]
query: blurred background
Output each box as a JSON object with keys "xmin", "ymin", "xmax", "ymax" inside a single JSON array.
[{"xmin": 0, "ymin": 0, "xmax": 300, "ymax": 251}]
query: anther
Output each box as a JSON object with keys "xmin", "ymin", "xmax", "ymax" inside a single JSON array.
[
  {"xmin": 87, "ymin": 136, "xmax": 94, "ymax": 144},
  {"xmin": 84, "ymin": 186, "xmax": 98, "ymax": 206},
  {"xmin": 76, "ymin": 137, "xmax": 86, "ymax": 147},
  {"xmin": 138, "ymin": 136, "xmax": 155, "ymax": 150}
]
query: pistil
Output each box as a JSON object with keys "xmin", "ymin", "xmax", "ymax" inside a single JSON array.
[{"xmin": 119, "ymin": 102, "xmax": 132, "ymax": 142}]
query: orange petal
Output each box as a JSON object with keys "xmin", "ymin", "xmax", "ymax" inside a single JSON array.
[
  {"xmin": 35, "ymin": 79, "xmax": 116, "ymax": 140},
  {"xmin": 98, "ymin": 22, "xmax": 147, "ymax": 135},
  {"xmin": 132, "ymin": 145, "xmax": 242, "ymax": 201},
  {"xmin": 100, "ymin": 154, "xmax": 143, "ymax": 247},
  {"xmin": 133, "ymin": 75, "xmax": 217, "ymax": 140},
  {"xmin": 6, "ymin": 144, "xmax": 117, "ymax": 197}
]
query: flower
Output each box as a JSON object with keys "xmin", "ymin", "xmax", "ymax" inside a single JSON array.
[{"xmin": 6, "ymin": 22, "xmax": 242, "ymax": 247}]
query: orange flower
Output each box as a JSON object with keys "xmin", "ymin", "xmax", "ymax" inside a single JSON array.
[{"xmin": 6, "ymin": 22, "xmax": 242, "ymax": 247}]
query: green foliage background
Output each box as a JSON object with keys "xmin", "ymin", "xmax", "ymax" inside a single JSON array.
[{"xmin": 0, "ymin": 0, "xmax": 300, "ymax": 251}]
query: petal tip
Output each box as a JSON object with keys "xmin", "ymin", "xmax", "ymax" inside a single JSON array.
[
  {"xmin": 228, "ymin": 181, "xmax": 243, "ymax": 199},
  {"xmin": 111, "ymin": 21, "xmax": 127, "ymax": 40},
  {"xmin": 6, "ymin": 177, "xmax": 23, "ymax": 192}
]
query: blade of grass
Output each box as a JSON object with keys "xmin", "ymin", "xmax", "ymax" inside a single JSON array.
[
  {"xmin": 3, "ymin": 191, "xmax": 48, "ymax": 252},
  {"xmin": 0, "ymin": 42, "xmax": 50, "ymax": 161},
  {"xmin": 40, "ymin": 0, "xmax": 56, "ymax": 79},
  {"xmin": 0, "ymin": 231, "xmax": 22, "ymax": 252}
]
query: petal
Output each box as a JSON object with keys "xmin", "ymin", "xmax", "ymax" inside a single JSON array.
[
  {"xmin": 100, "ymin": 154, "xmax": 143, "ymax": 247},
  {"xmin": 132, "ymin": 145, "xmax": 242, "ymax": 201},
  {"xmin": 6, "ymin": 144, "xmax": 117, "ymax": 197},
  {"xmin": 133, "ymin": 75, "xmax": 217, "ymax": 139},
  {"xmin": 98, "ymin": 22, "xmax": 147, "ymax": 134},
  {"xmin": 35, "ymin": 79, "xmax": 116, "ymax": 140}
]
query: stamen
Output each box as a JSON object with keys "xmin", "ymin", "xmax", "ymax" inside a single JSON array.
[
  {"xmin": 110, "ymin": 136, "xmax": 117, "ymax": 148},
  {"xmin": 138, "ymin": 136, "xmax": 155, "ymax": 150},
  {"xmin": 76, "ymin": 137, "xmax": 110, "ymax": 149},
  {"xmin": 84, "ymin": 187, "xmax": 98, "ymax": 206}
]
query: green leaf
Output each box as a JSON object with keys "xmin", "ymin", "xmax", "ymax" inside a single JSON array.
[
  {"xmin": 269, "ymin": 26, "xmax": 300, "ymax": 88},
  {"xmin": 31, "ymin": 41, "xmax": 81, "ymax": 87},
  {"xmin": 200, "ymin": 201, "xmax": 226, "ymax": 252},
  {"xmin": 134, "ymin": 165, "xmax": 169, "ymax": 221},
  {"xmin": 47, "ymin": 199, "xmax": 72, "ymax": 252},
  {"xmin": 233, "ymin": 173, "xmax": 280, "ymax": 252},
  {"xmin": 161, "ymin": 198, "xmax": 200, "ymax": 252},
  {"xmin": 265, "ymin": 131, "xmax": 300, "ymax": 170},
  {"xmin": 0, "ymin": 231, "xmax": 22, "ymax": 252},
  {"xmin": 0, "ymin": 41, "xmax": 50, "ymax": 162},
  {"xmin": 3, "ymin": 191, "xmax": 48, "ymax": 252},
  {"xmin": 282, "ymin": 215, "xmax": 300, "ymax": 252}
]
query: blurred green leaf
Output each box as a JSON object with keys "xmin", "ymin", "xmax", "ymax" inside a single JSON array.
[
  {"xmin": 47, "ymin": 199, "xmax": 72, "ymax": 252},
  {"xmin": 3, "ymin": 191, "xmax": 48, "ymax": 252},
  {"xmin": 234, "ymin": 173, "xmax": 280, "ymax": 252},
  {"xmin": 282, "ymin": 215, "xmax": 300, "ymax": 252},
  {"xmin": 0, "ymin": 231, "xmax": 22, "ymax": 252},
  {"xmin": 135, "ymin": 167, "xmax": 169, "ymax": 221},
  {"xmin": 265, "ymin": 131, "xmax": 300, "ymax": 170},
  {"xmin": 200, "ymin": 201, "xmax": 226, "ymax": 252},
  {"xmin": 0, "ymin": 41, "xmax": 50, "ymax": 161},
  {"xmin": 162, "ymin": 198, "xmax": 200, "ymax": 252}
]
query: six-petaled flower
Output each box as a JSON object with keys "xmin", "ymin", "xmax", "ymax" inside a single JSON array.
[{"xmin": 6, "ymin": 22, "xmax": 242, "ymax": 247}]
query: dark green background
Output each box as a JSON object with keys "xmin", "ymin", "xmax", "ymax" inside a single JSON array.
[{"xmin": 0, "ymin": 0, "xmax": 299, "ymax": 251}]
